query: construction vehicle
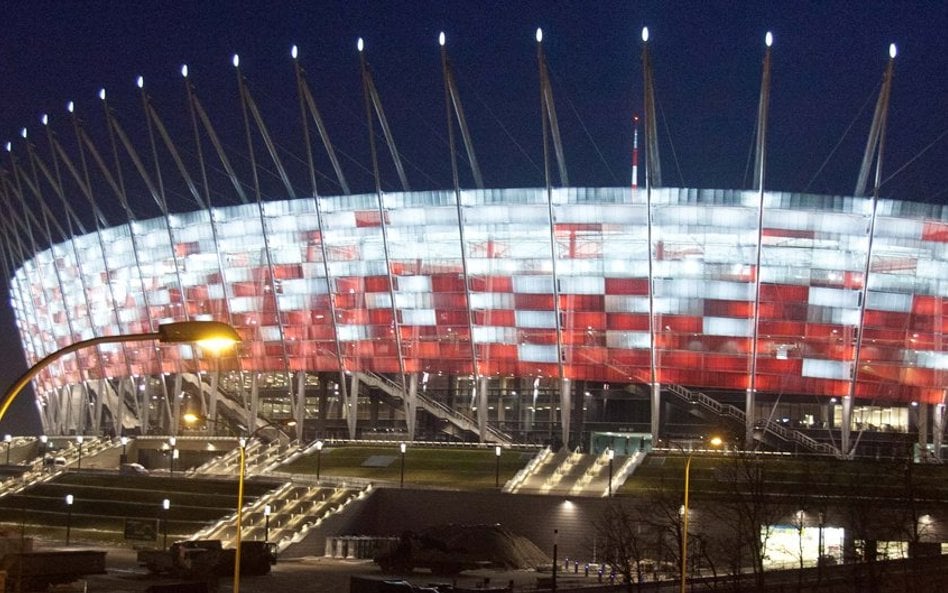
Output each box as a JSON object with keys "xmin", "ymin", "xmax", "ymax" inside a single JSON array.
[{"xmin": 137, "ymin": 539, "xmax": 277, "ymax": 578}]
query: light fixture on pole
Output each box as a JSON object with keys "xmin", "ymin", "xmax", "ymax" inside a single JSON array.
[
  {"xmin": 399, "ymin": 442, "xmax": 407, "ymax": 488},
  {"xmin": 65, "ymin": 494, "xmax": 74, "ymax": 545},
  {"xmin": 120, "ymin": 436, "xmax": 129, "ymax": 464},
  {"xmin": 162, "ymin": 498, "xmax": 171, "ymax": 549},
  {"xmin": 681, "ymin": 436, "xmax": 722, "ymax": 593},
  {"xmin": 315, "ymin": 440, "xmax": 323, "ymax": 480},
  {"xmin": 169, "ymin": 437, "xmax": 177, "ymax": 475},
  {"xmin": 0, "ymin": 321, "xmax": 241, "ymax": 428},
  {"xmin": 39, "ymin": 435, "xmax": 47, "ymax": 456},
  {"xmin": 76, "ymin": 435, "xmax": 84, "ymax": 470},
  {"xmin": 3, "ymin": 434, "xmax": 11, "ymax": 465},
  {"xmin": 263, "ymin": 504, "xmax": 271, "ymax": 543},
  {"xmin": 494, "ymin": 445, "xmax": 502, "ymax": 488}
]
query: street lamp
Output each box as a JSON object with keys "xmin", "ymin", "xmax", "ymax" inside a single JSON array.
[
  {"xmin": 120, "ymin": 436, "xmax": 129, "ymax": 464},
  {"xmin": 495, "ymin": 445, "xmax": 502, "ymax": 488},
  {"xmin": 65, "ymin": 494, "xmax": 74, "ymax": 545},
  {"xmin": 39, "ymin": 435, "xmax": 47, "ymax": 457},
  {"xmin": 233, "ymin": 418, "xmax": 295, "ymax": 593},
  {"xmin": 162, "ymin": 498, "xmax": 171, "ymax": 549},
  {"xmin": 169, "ymin": 437, "xmax": 177, "ymax": 475},
  {"xmin": 315, "ymin": 440, "xmax": 323, "ymax": 480},
  {"xmin": 263, "ymin": 504, "xmax": 271, "ymax": 543},
  {"xmin": 399, "ymin": 442, "xmax": 407, "ymax": 488},
  {"xmin": 607, "ymin": 448, "xmax": 615, "ymax": 497},
  {"xmin": 680, "ymin": 437, "xmax": 723, "ymax": 593},
  {"xmin": 3, "ymin": 434, "xmax": 11, "ymax": 465},
  {"xmin": 76, "ymin": 435, "xmax": 84, "ymax": 470},
  {"xmin": 0, "ymin": 321, "xmax": 241, "ymax": 426}
]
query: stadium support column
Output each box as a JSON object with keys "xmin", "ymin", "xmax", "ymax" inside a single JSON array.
[
  {"xmin": 477, "ymin": 376, "xmax": 489, "ymax": 442},
  {"xmin": 642, "ymin": 26, "xmax": 662, "ymax": 442},
  {"xmin": 918, "ymin": 403, "xmax": 930, "ymax": 456},
  {"xmin": 347, "ymin": 374, "xmax": 360, "ymax": 439},
  {"xmin": 404, "ymin": 373, "xmax": 418, "ymax": 441},
  {"xmin": 559, "ymin": 378, "xmax": 571, "ymax": 449},
  {"xmin": 748, "ymin": 32, "xmax": 773, "ymax": 448},
  {"xmin": 295, "ymin": 372, "xmax": 306, "ymax": 443},
  {"xmin": 934, "ymin": 403, "xmax": 945, "ymax": 461},
  {"xmin": 841, "ymin": 395, "xmax": 852, "ymax": 455}
]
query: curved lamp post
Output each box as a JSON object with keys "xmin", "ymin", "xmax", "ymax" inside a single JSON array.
[
  {"xmin": 183, "ymin": 412, "xmax": 292, "ymax": 593},
  {"xmin": 681, "ymin": 436, "xmax": 723, "ymax": 593},
  {"xmin": 0, "ymin": 321, "xmax": 241, "ymax": 426}
]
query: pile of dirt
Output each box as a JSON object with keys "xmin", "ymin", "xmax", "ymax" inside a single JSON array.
[{"xmin": 418, "ymin": 524, "xmax": 550, "ymax": 569}]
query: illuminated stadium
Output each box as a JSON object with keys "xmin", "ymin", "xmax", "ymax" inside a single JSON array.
[{"xmin": 2, "ymin": 32, "xmax": 944, "ymax": 459}]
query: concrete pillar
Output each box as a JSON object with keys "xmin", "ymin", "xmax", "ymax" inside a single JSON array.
[
  {"xmin": 933, "ymin": 403, "xmax": 945, "ymax": 461},
  {"xmin": 477, "ymin": 376, "xmax": 489, "ymax": 442},
  {"xmin": 347, "ymin": 374, "xmax": 360, "ymax": 440},
  {"xmin": 745, "ymin": 387, "xmax": 755, "ymax": 448},
  {"xmin": 918, "ymin": 403, "xmax": 930, "ymax": 456},
  {"xmin": 404, "ymin": 373, "xmax": 418, "ymax": 441},
  {"xmin": 841, "ymin": 396, "xmax": 852, "ymax": 457},
  {"xmin": 650, "ymin": 383, "xmax": 661, "ymax": 441},
  {"xmin": 559, "ymin": 378, "xmax": 571, "ymax": 449}
]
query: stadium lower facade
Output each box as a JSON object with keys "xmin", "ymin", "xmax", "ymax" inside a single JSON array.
[{"xmin": 9, "ymin": 186, "xmax": 948, "ymax": 456}]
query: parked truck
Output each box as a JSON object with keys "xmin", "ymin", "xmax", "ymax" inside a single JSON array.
[
  {"xmin": 0, "ymin": 535, "xmax": 107, "ymax": 592},
  {"xmin": 137, "ymin": 539, "xmax": 277, "ymax": 579}
]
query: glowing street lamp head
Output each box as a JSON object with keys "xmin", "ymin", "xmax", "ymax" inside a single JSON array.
[
  {"xmin": 232, "ymin": 54, "xmax": 240, "ymax": 68},
  {"xmin": 765, "ymin": 31, "xmax": 773, "ymax": 48},
  {"xmin": 291, "ymin": 44, "xmax": 299, "ymax": 59},
  {"xmin": 136, "ymin": 75, "xmax": 144, "ymax": 89},
  {"xmin": 438, "ymin": 31, "xmax": 445, "ymax": 47},
  {"xmin": 315, "ymin": 440, "xmax": 323, "ymax": 451},
  {"xmin": 20, "ymin": 128, "xmax": 27, "ymax": 139},
  {"xmin": 162, "ymin": 498, "xmax": 170, "ymax": 510},
  {"xmin": 156, "ymin": 320, "xmax": 240, "ymax": 353},
  {"xmin": 641, "ymin": 26, "xmax": 649, "ymax": 43},
  {"xmin": 399, "ymin": 442, "xmax": 406, "ymax": 454},
  {"xmin": 98, "ymin": 88, "xmax": 106, "ymax": 101},
  {"xmin": 709, "ymin": 436, "xmax": 723, "ymax": 447},
  {"xmin": 67, "ymin": 100, "xmax": 75, "ymax": 113},
  {"xmin": 181, "ymin": 64, "xmax": 189, "ymax": 78},
  {"xmin": 535, "ymin": 27, "xmax": 543, "ymax": 43},
  {"xmin": 66, "ymin": 494, "xmax": 74, "ymax": 505},
  {"xmin": 889, "ymin": 43, "xmax": 897, "ymax": 59},
  {"xmin": 357, "ymin": 37, "xmax": 364, "ymax": 52}
]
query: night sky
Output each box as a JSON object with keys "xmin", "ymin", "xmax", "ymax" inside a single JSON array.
[{"xmin": 0, "ymin": 1, "xmax": 945, "ymax": 434}]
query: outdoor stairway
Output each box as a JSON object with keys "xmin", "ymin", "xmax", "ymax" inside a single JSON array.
[
  {"xmin": 505, "ymin": 447, "xmax": 646, "ymax": 496},
  {"xmin": 356, "ymin": 372, "xmax": 515, "ymax": 445},
  {"xmin": 664, "ymin": 383, "xmax": 838, "ymax": 456},
  {"xmin": 193, "ymin": 482, "xmax": 367, "ymax": 552},
  {"xmin": 187, "ymin": 439, "xmax": 292, "ymax": 477}
]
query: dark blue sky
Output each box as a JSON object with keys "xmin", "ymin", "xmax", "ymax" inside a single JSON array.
[{"xmin": 0, "ymin": 1, "xmax": 945, "ymax": 432}]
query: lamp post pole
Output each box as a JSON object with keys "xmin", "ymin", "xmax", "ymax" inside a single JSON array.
[
  {"xmin": 495, "ymin": 445, "xmax": 502, "ymax": 488},
  {"xmin": 263, "ymin": 504, "xmax": 271, "ymax": 543},
  {"xmin": 162, "ymin": 498, "xmax": 171, "ymax": 550},
  {"xmin": 65, "ymin": 494, "xmax": 74, "ymax": 545},
  {"xmin": 607, "ymin": 448, "xmax": 615, "ymax": 497},
  {"xmin": 234, "ymin": 437, "xmax": 248, "ymax": 593},
  {"xmin": 552, "ymin": 528, "xmax": 558, "ymax": 593},
  {"xmin": 169, "ymin": 437, "xmax": 177, "ymax": 475},
  {"xmin": 399, "ymin": 442, "xmax": 406, "ymax": 488},
  {"xmin": 681, "ymin": 455, "xmax": 693, "ymax": 593},
  {"xmin": 76, "ymin": 435, "xmax": 84, "ymax": 470},
  {"xmin": 4, "ymin": 434, "xmax": 11, "ymax": 465},
  {"xmin": 315, "ymin": 440, "xmax": 323, "ymax": 480}
]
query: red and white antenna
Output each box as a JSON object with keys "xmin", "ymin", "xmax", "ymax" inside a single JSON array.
[{"xmin": 632, "ymin": 113, "xmax": 640, "ymax": 191}]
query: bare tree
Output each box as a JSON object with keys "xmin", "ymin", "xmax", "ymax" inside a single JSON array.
[{"xmin": 592, "ymin": 501, "xmax": 654, "ymax": 591}]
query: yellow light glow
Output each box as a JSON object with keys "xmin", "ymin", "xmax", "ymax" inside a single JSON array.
[{"xmin": 709, "ymin": 436, "xmax": 723, "ymax": 447}]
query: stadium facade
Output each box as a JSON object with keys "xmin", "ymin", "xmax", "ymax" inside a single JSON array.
[{"xmin": 2, "ymin": 33, "xmax": 944, "ymax": 458}]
